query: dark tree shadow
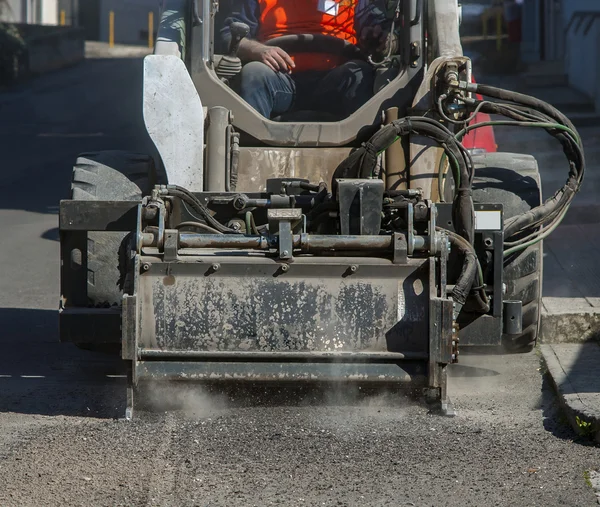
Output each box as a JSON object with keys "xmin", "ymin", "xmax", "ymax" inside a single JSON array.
[
  {"xmin": 0, "ymin": 307, "xmax": 126, "ymax": 419},
  {"xmin": 0, "ymin": 57, "xmax": 158, "ymax": 215}
]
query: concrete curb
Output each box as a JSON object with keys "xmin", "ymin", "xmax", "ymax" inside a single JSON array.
[
  {"xmin": 540, "ymin": 344, "xmax": 600, "ymax": 443},
  {"xmin": 540, "ymin": 306, "xmax": 600, "ymax": 345}
]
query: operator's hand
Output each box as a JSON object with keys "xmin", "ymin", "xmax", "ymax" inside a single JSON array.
[
  {"xmin": 360, "ymin": 25, "xmax": 388, "ymax": 53},
  {"xmin": 242, "ymin": 40, "xmax": 295, "ymax": 73}
]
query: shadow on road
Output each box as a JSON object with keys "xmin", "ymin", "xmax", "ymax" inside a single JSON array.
[
  {"xmin": 539, "ymin": 373, "xmax": 599, "ymax": 447},
  {"xmin": 0, "ymin": 307, "xmax": 126, "ymax": 419},
  {"xmin": 447, "ymin": 363, "xmax": 500, "ymax": 378},
  {"xmin": 41, "ymin": 227, "xmax": 59, "ymax": 241},
  {"xmin": 0, "ymin": 57, "xmax": 158, "ymax": 216}
]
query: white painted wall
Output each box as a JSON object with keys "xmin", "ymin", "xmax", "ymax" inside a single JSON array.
[
  {"xmin": 41, "ymin": 0, "xmax": 58, "ymax": 24},
  {"xmin": 562, "ymin": 0, "xmax": 600, "ymax": 22},
  {"xmin": 562, "ymin": 0, "xmax": 600, "ymax": 110},
  {"xmin": 0, "ymin": 0, "xmax": 61, "ymax": 25}
]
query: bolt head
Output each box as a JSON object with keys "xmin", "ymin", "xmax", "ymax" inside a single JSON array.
[
  {"xmin": 280, "ymin": 264, "xmax": 289, "ymax": 272},
  {"xmin": 211, "ymin": 263, "xmax": 220, "ymax": 272},
  {"xmin": 282, "ymin": 250, "xmax": 289, "ymax": 257},
  {"xmin": 350, "ymin": 265, "xmax": 358, "ymax": 273},
  {"xmin": 142, "ymin": 263, "xmax": 150, "ymax": 271}
]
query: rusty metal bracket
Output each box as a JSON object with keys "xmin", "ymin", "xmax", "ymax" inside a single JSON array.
[
  {"xmin": 407, "ymin": 202, "xmax": 415, "ymax": 255},
  {"xmin": 267, "ymin": 208, "xmax": 302, "ymax": 259},
  {"xmin": 392, "ymin": 232, "xmax": 408, "ymax": 264},
  {"xmin": 163, "ymin": 229, "xmax": 179, "ymax": 262},
  {"xmin": 428, "ymin": 202, "xmax": 441, "ymax": 255},
  {"xmin": 156, "ymin": 203, "xmax": 166, "ymax": 250}
]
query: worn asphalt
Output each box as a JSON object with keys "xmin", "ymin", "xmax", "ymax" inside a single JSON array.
[{"xmin": 0, "ymin": 57, "xmax": 598, "ymax": 506}]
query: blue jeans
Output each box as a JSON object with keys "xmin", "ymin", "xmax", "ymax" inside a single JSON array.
[{"xmin": 237, "ymin": 60, "xmax": 375, "ymax": 119}]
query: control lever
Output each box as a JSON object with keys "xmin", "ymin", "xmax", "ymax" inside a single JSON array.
[
  {"xmin": 215, "ymin": 22, "xmax": 250, "ymax": 81},
  {"xmin": 228, "ymin": 22, "xmax": 250, "ymax": 57}
]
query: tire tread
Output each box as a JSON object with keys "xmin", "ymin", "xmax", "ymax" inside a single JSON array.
[{"xmin": 472, "ymin": 153, "xmax": 542, "ymax": 353}]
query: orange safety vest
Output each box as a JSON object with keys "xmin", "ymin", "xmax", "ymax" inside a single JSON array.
[{"xmin": 257, "ymin": 0, "xmax": 357, "ymax": 72}]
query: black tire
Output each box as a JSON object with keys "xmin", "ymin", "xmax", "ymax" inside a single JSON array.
[
  {"xmin": 471, "ymin": 153, "xmax": 542, "ymax": 353},
  {"xmin": 71, "ymin": 151, "xmax": 155, "ymax": 352}
]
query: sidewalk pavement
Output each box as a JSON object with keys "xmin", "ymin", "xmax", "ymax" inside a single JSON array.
[{"xmin": 85, "ymin": 41, "xmax": 152, "ymax": 59}]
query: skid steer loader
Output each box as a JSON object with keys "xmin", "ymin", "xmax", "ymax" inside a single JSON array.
[{"xmin": 59, "ymin": 0, "xmax": 585, "ymax": 418}]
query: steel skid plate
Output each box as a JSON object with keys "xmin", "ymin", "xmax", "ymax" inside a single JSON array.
[
  {"xmin": 122, "ymin": 254, "xmax": 454, "ymax": 417},
  {"xmin": 133, "ymin": 256, "xmax": 431, "ymax": 356}
]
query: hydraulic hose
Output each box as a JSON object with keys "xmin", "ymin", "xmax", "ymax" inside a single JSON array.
[
  {"xmin": 163, "ymin": 185, "xmax": 241, "ymax": 234},
  {"xmin": 449, "ymin": 80, "xmax": 585, "ymax": 252},
  {"xmin": 439, "ymin": 228, "xmax": 490, "ymax": 313},
  {"xmin": 332, "ymin": 117, "xmax": 476, "ymax": 244},
  {"xmin": 470, "ymin": 83, "xmax": 577, "ymax": 133},
  {"xmin": 444, "ymin": 229, "xmax": 476, "ymax": 305}
]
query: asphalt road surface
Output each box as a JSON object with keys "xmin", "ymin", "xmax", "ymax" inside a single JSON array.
[{"xmin": 0, "ymin": 58, "xmax": 598, "ymax": 507}]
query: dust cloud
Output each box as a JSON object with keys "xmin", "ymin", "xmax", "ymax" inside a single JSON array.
[
  {"xmin": 140, "ymin": 382, "xmax": 229, "ymax": 419},
  {"xmin": 138, "ymin": 379, "xmax": 412, "ymax": 424},
  {"xmin": 448, "ymin": 352, "xmax": 505, "ymax": 396}
]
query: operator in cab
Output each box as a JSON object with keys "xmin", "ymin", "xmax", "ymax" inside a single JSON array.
[{"xmin": 220, "ymin": 0, "xmax": 391, "ymax": 119}]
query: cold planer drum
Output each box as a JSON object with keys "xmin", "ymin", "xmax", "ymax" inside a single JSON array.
[
  {"xmin": 56, "ymin": 174, "xmax": 470, "ymax": 418},
  {"xmin": 119, "ymin": 178, "xmax": 459, "ymax": 419}
]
